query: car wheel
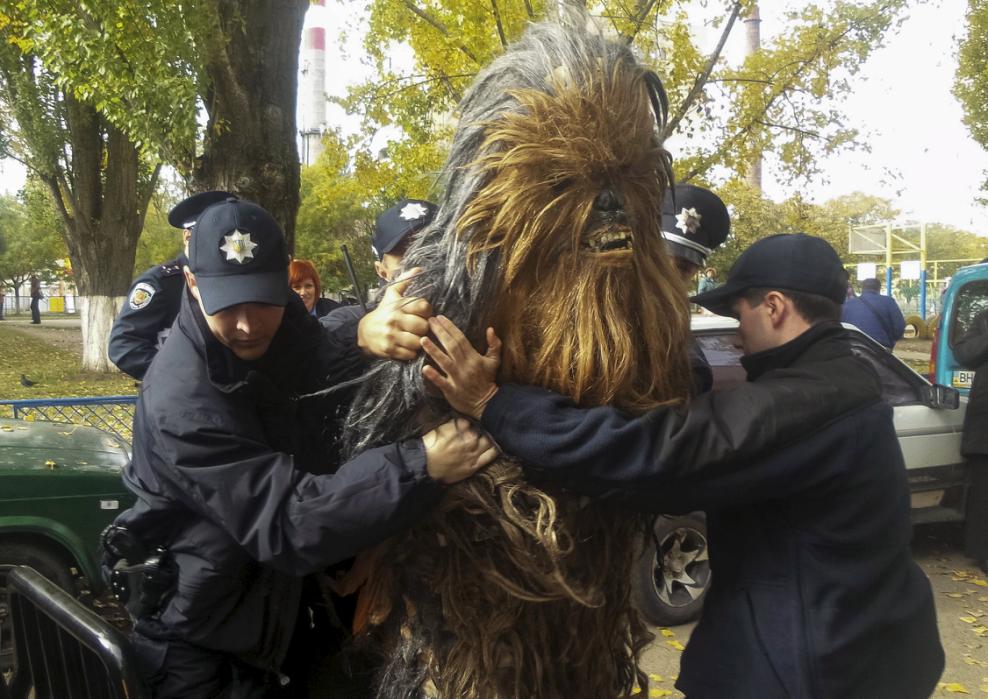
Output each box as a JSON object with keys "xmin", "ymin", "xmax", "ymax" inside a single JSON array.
[
  {"xmin": 0, "ymin": 541, "xmax": 78, "ymax": 673},
  {"xmin": 633, "ymin": 514, "xmax": 710, "ymax": 627}
]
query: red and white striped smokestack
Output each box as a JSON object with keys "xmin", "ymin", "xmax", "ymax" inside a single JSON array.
[{"xmin": 300, "ymin": 0, "xmax": 327, "ymax": 165}]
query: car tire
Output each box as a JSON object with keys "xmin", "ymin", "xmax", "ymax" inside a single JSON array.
[
  {"xmin": 904, "ymin": 315, "xmax": 925, "ymax": 340},
  {"xmin": 632, "ymin": 514, "xmax": 711, "ymax": 627},
  {"xmin": 0, "ymin": 541, "xmax": 78, "ymax": 673}
]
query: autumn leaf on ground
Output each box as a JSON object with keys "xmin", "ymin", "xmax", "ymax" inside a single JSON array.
[
  {"xmin": 961, "ymin": 616, "xmax": 978, "ymax": 624},
  {"xmin": 963, "ymin": 655, "xmax": 988, "ymax": 667},
  {"xmin": 660, "ymin": 629, "xmax": 675, "ymax": 638},
  {"xmin": 940, "ymin": 682, "xmax": 971, "ymax": 693},
  {"xmin": 665, "ymin": 640, "xmax": 685, "ymax": 651},
  {"xmin": 649, "ymin": 690, "xmax": 673, "ymax": 697}
]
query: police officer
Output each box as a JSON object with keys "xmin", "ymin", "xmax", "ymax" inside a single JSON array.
[
  {"xmin": 322, "ymin": 198, "xmax": 438, "ymax": 332},
  {"xmin": 108, "ymin": 190, "xmax": 231, "ymax": 379},
  {"xmin": 108, "ymin": 196, "xmax": 495, "ymax": 697},
  {"xmin": 661, "ymin": 183, "xmax": 730, "ymax": 285},
  {"xmin": 661, "ymin": 183, "xmax": 731, "ymax": 394}
]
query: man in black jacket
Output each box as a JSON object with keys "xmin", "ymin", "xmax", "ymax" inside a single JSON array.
[
  {"xmin": 955, "ymin": 295, "xmax": 988, "ymax": 572},
  {"xmin": 422, "ymin": 234, "xmax": 943, "ymax": 698},
  {"xmin": 111, "ymin": 196, "xmax": 496, "ymax": 697}
]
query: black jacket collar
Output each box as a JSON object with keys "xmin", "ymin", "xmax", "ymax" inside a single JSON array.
[
  {"xmin": 176, "ymin": 290, "xmax": 320, "ymax": 393},
  {"xmin": 741, "ymin": 320, "xmax": 846, "ymax": 381}
]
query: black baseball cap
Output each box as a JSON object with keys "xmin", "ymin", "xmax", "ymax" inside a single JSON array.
[
  {"xmin": 661, "ymin": 184, "xmax": 730, "ymax": 267},
  {"xmin": 187, "ymin": 197, "xmax": 290, "ymax": 315},
  {"xmin": 691, "ymin": 234, "xmax": 847, "ymax": 316},
  {"xmin": 372, "ymin": 199, "xmax": 437, "ymax": 260},
  {"xmin": 168, "ymin": 190, "xmax": 234, "ymax": 229}
]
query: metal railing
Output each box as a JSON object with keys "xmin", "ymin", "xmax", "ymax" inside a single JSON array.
[
  {"xmin": 0, "ymin": 396, "xmax": 137, "ymax": 442},
  {"xmin": 2, "ymin": 566, "xmax": 147, "ymax": 699}
]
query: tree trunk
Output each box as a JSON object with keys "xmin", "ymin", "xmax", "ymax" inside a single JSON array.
[
  {"xmin": 194, "ymin": 0, "xmax": 307, "ymax": 251},
  {"xmin": 46, "ymin": 97, "xmax": 158, "ymax": 372}
]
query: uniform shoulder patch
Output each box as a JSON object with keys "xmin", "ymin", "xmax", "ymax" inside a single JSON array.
[{"xmin": 129, "ymin": 282, "xmax": 157, "ymax": 310}]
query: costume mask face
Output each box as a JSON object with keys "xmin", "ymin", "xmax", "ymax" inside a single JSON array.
[{"xmin": 452, "ymin": 48, "xmax": 691, "ymax": 412}]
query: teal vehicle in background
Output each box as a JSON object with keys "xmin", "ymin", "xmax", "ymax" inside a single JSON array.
[{"xmin": 931, "ymin": 260, "xmax": 988, "ymax": 393}]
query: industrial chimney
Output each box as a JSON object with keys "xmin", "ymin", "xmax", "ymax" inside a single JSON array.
[{"xmin": 300, "ymin": 0, "xmax": 327, "ymax": 166}]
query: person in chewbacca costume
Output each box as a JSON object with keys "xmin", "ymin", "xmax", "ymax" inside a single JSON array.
[{"xmin": 340, "ymin": 10, "xmax": 693, "ymax": 698}]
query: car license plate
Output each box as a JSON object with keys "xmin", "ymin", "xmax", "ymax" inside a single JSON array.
[
  {"xmin": 910, "ymin": 490, "xmax": 944, "ymax": 509},
  {"xmin": 952, "ymin": 370, "xmax": 975, "ymax": 388}
]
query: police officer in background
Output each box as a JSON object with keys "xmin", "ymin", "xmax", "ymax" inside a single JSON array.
[
  {"xmin": 108, "ymin": 190, "xmax": 231, "ymax": 379},
  {"xmin": 661, "ymin": 183, "xmax": 731, "ymax": 394},
  {"xmin": 661, "ymin": 183, "xmax": 730, "ymax": 285},
  {"xmin": 107, "ymin": 196, "xmax": 495, "ymax": 697},
  {"xmin": 322, "ymin": 198, "xmax": 438, "ymax": 333}
]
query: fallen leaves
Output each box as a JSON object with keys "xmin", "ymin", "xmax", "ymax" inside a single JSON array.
[{"xmin": 940, "ymin": 682, "xmax": 971, "ymax": 693}]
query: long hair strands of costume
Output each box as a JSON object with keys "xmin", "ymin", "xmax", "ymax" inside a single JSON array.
[{"xmin": 343, "ymin": 12, "xmax": 691, "ymax": 698}]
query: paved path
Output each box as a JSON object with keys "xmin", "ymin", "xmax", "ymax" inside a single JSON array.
[{"xmin": 0, "ymin": 315, "xmax": 82, "ymax": 329}]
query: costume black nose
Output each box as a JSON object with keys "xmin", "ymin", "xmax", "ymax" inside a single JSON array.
[{"xmin": 594, "ymin": 189, "xmax": 622, "ymax": 213}]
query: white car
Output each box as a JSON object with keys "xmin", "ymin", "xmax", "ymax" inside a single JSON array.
[{"xmin": 635, "ymin": 315, "xmax": 967, "ymax": 627}]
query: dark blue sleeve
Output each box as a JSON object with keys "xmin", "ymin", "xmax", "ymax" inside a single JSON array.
[
  {"xmin": 887, "ymin": 297, "xmax": 906, "ymax": 342},
  {"xmin": 108, "ymin": 268, "xmax": 183, "ymax": 379},
  {"xmin": 146, "ymin": 405, "xmax": 444, "ymax": 575},
  {"xmin": 480, "ymin": 360, "xmax": 882, "ymax": 511}
]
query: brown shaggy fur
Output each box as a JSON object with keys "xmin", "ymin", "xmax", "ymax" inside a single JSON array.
[{"xmin": 346, "ymin": 20, "xmax": 693, "ymax": 699}]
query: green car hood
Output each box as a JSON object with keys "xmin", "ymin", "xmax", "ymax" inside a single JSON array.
[{"xmin": 0, "ymin": 417, "xmax": 130, "ymax": 475}]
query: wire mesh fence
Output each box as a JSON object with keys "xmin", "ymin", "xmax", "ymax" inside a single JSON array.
[{"xmin": 0, "ymin": 397, "xmax": 137, "ymax": 443}]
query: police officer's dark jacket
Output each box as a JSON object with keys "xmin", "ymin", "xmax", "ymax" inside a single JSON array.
[
  {"xmin": 478, "ymin": 322, "xmax": 944, "ymax": 698},
  {"xmin": 109, "ymin": 255, "xmax": 187, "ymax": 380},
  {"xmin": 114, "ymin": 290, "xmax": 444, "ymax": 672},
  {"xmin": 955, "ymin": 309, "xmax": 988, "ymax": 457}
]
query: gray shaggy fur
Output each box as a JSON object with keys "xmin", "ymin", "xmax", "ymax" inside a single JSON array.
[{"xmin": 343, "ymin": 16, "xmax": 667, "ymax": 454}]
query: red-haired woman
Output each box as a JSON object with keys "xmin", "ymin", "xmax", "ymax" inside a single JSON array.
[{"xmin": 289, "ymin": 259, "xmax": 340, "ymax": 318}]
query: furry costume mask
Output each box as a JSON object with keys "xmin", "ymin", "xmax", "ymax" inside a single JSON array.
[{"xmin": 344, "ymin": 13, "xmax": 692, "ymax": 698}]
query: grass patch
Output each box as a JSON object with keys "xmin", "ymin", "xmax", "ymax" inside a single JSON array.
[{"xmin": 0, "ymin": 325, "xmax": 137, "ymax": 400}]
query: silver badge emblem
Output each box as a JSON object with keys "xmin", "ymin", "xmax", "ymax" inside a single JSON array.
[
  {"xmin": 399, "ymin": 202, "xmax": 428, "ymax": 221},
  {"xmin": 220, "ymin": 230, "xmax": 258, "ymax": 264}
]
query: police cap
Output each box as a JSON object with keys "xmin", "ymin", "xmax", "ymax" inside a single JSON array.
[
  {"xmin": 372, "ymin": 199, "xmax": 437, "ymax": 260},
  {"xmin": 187, "ymin": 197, "xmax": 290, "ymax": 315},
  {"xmin": 168, "ymin": 190, "xmax": 235, "ymax": 229},
  {"xmin": 661, "ymin": 184, "xmax": 730, "ymax": 267}
]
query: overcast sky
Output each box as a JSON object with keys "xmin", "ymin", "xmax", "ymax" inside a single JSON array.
[{"xmin": 3, "ymin": 0, "xmax": 986, "ymax": 235}]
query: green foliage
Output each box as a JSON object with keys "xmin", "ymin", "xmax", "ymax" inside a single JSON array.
[
  {"xmin": 336, "ymin": 0, "xmax": 906, "ymax": 194},
  {"xmin": 956, "ymin": 0, "xmax": 988, "ymax": 189},
  {"xmin": 133, "ymin": 196, "xmax": 183, "ymax": 276},
  {"xmin": 0, "ymin": 182, "xmax": 68, "ymax": 293},
  {"xmin": 1, "ymin": 1, "xmax": 203, "ymax": 169},
  {"xmin": 704, "ymin": 183, "xmax": 987, "ymax": 284},
  {"xmin": 295, "ymin": 130, "xmax": 444, "ymax": 294}
]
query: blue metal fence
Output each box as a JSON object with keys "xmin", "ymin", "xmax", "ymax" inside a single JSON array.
[{"xmin": 0, "ymin": 396, "xmax": 137, "ymax": 442}]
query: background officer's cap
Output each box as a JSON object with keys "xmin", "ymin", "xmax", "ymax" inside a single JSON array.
[
  {"xmin": 168, "ymin": 190, "xmax": 235, "ymax": 229},
  {"xmin": 188, "ymin": 197, "xmax": 290, "ymax": 315},
  {"xmin": 661, "ymin": 184, "xmax": 730, "ymax": 267},
  {"xmin": 691, "ymin": 233, "xmax": 847, "ymax": 317},
  {"xmin": 372, "ymin": 199, "xmax": 438, "ymax": 260}
]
